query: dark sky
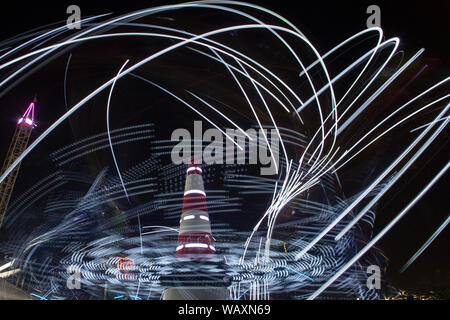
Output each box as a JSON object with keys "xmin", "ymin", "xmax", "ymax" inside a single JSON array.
[{"xmin": 0, "ymin": 0, "xmax": 448, "ymax": 296}]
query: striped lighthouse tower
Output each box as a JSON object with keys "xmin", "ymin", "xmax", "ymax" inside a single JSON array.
[
  {"xmin": 176, "ymin": 156, "xmax": 215, "ymax": 257},
  {"xmin": 163, "ymin": 157, "xmax": 228, "ymax": 300}
]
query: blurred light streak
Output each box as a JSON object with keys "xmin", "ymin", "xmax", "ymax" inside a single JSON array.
[{"xmin": 400, "ymin": 215, "xmax": 450, "ymax": 273}]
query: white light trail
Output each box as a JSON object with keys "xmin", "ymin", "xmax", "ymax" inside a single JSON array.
[
  {"xmin": 308, "ymin": 161, "xmax": 450, "ymax": 300},
  {"xmin": 295, "ymin": 104, "xmax": 450, "ymax": 260},
  {"xmin": 400, "ymin": 215, "xmax": 450, "ymax": 273},
  {"xmin": 0, "ymin": 269, "xmax": 21, "ymax": 278},
  {"xmin": 0, "ymin": 261, "xmax": 14, "ymax": 272},
  {"xmin": 335, "ymin": 99, "xmax": 450, "ymax": 240},
  {"xmin": 333, "ymin": 77, "xmax": 450, "ymax": 173},
  {"xmin": 106, "ymin": 59, "xmax": 130, "ymax": 200},
  {"xmin": 185, "ymin": 243, "xmax": 209, "ymax": 249}
]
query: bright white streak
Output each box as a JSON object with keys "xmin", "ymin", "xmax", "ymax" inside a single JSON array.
[
  {"xmin": 295, "ymin": 103, "xmax": 450, "ymax": 260},
  {"xmin": 304, "ymin": 38, "xmax": 400, "ymax": 171},
  {"xmin": 337, "ymin": 45, "xmax": 421, "ymax": 135},
  {"xmin": 128, "ymin": 73, "xmax": 244, "ymax": 151},
  {"xmin": 0, "ymin": 23, "xmax": 335, "ymax": 173},
  {"xmin": 0, "ymin": 2, "xmax": 309, "ymax": 114},
  {"xmin": 106, "ymin": 60, "xmax": 130, "ymax": 200},
  {"xmin": 335, "ymin": 97, "xmax": 450, "ymax": 240},
  {"xmin": 410, "ymin": 116, "xmax": 450, "ymax": 133},
  {"xmin": 2, "ymin": 24, "xmax": 316, "ymax": 186},
  {"xmin": 185, "ymin": 243, "xmax": 209, "ymax": 248},
  {"xmin": 308, "ymin": 161, "xmax": 450, "ymax": 300},
  {"xmin": 333, "ymin": 77, "xmax": 450, "ymax": 173},
  {"xmin": 400, "ymin": 215, "xmax": 450, "ymax": 273},
  {"xmin": 187, "ymin": 167, "xmax": 202, "ymax": 173},
  {"xmin": 0, "ymin": 4, "xmax": 306, "ymax": 117},
  {"xmin": 296, "ymin": 29, "xmax": 385, "ymax": 118},
  {"xmin": 0, "ymin": 261, "xmax": 14, "ymax": 272},
  {"xmin": 187, "ymin": 93, "xmax": 254, "ymax": 141},
  {"xmin": 232, "ymin": 57, "xmax": 282, "ymax": 174},
  {"xmin": 0, "ymin": 269, "xmax": 21, "ymax": 278},
  {"xmin": 0, "ymin": 14, "xmax": 108, "ymax": 62}
]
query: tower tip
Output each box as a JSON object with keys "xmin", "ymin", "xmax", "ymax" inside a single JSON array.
[
  {"xmin": 17, "ymin": 100, "xmax": 35, "ymax": 127},
  {"xmin": 188, "ymin": 155, "xmax": 201, "ymax": 167}
]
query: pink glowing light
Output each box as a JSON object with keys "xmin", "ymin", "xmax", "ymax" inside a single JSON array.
[{"xmin": 17, "ymin": 102, "xmax": 35, "ymax": 126}]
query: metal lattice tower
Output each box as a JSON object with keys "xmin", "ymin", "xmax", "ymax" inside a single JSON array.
[{"xmin": 0, "ymin": 101, "xmax": 35, "ymax": 227}]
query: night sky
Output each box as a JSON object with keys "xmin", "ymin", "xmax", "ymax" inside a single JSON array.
[{"xmin": 0, "ymin": 0, "xmax": 448, "ymax": 298}]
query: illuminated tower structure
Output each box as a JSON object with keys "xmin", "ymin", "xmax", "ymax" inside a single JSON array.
[
  {"xmin": 0, "ymin": 101, "xmax": 36, "ymax": 227},
  {"xmin": 163, "ymin": 157, "xmax": 228, "ymax": 300},
  {"xmin": 176, "ymin": 158, "xmax": 215, "ymax": 257}
]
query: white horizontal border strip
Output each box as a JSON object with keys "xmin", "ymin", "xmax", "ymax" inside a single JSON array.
[
  {"xmin": 187, "ymin": 167, "xmax": 202, "ymax": 173},
  {"xmin": 184, "ymin": 189, "xmax": 206, "ymax": 197},
  {"xmin": 176, "ymin": 243, "xmax": 215, "ymax": 251}
]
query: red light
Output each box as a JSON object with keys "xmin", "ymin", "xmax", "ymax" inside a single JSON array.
[{"xmin": 116, "ymin": 257, "xmax": 134, "ymax": 279}]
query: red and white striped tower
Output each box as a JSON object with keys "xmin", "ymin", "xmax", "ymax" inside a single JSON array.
[
  {"xmin": 176, "ymin": 156, "xmax": 215, "ymax": 257},
  {"xmin": 163, "ymin": 156, "xmax": 228, "ymax": 300}
]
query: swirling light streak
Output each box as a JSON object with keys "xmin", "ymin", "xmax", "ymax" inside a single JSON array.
[
  {"xmin": 400, "ymin": 215, "xmax": 450, "ymax": 273},
  {"xmin": 107, "ymin": 59, "xmax": 131, "ymax": 200},
  {"xmin": 309, "ymin": 160, "xmax": 450, "ymax": 300},
  {"xmin": 295, "ymin": 104, "xmax": 450, "ymax": 260}
]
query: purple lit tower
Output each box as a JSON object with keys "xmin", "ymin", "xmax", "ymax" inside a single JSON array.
[{"xmin": 0, "ymin": 100, "xmax": 36, "ymax": 227}]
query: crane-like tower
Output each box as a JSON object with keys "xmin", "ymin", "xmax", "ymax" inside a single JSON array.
[{"xmin": 0, "ymin": 101, "xmax": 36, "ymax": 227}]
